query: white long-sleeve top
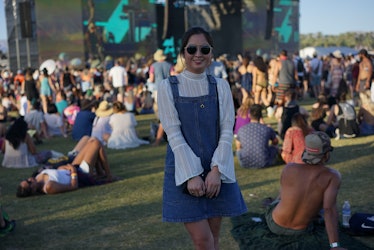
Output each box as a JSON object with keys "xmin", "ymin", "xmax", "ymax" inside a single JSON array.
[{"xmin": 157, "ymin": 70, "xmax": 236, "ymax": 186}]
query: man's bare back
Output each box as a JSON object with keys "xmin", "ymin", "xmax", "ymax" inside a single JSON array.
[
  {"xmin": 272, "ymin": 162, "xmax": 341, "ymax": 230},
  {"xmin": 266, "ymin": 131, "xmax": 346, "ymax": 249}
]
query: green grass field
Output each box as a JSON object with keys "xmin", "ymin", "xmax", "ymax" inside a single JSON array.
[{"xmin": 0, "ymin": 102, "xmax": 373, "ymax": 249}]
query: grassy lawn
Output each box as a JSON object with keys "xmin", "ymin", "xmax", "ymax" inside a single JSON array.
[{"xmin": 0, "ymin": 100, "xmax": 373, "ymax": 249}]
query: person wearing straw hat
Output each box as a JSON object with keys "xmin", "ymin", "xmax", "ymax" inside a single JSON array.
[
  {"xmin": 148, "ymin": 49, "xmax": 173, "ymax": 146},
  {"xmin": 91, "ymin": 101, "xmax": 113, "ymax": 145},
  {"xmin": 265, "ymin": 131, "xmax": 346, "ymax": 250},
  {"xmin": 329, "ymin": 50, "xmax": 345, "ymax": 99}
]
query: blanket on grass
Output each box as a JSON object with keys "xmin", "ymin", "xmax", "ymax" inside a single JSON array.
[{"xmin": 231, "ymin": 212, "xmax": 371, "ymax": 250}]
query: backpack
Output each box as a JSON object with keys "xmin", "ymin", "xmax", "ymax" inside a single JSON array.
[
  {"xmin": 338, "ymin": 102, "xmax": 356, "ymax": 121},
  {"xmin": 296, "ymin": 58, "xmax": 305, "ymax": 73}
]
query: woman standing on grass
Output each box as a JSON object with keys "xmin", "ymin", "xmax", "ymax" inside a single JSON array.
[
  {"xmin": 157, "ymin": 26, "xmax": 247, "ymax": 250},
  {"xmin": 39, "ymin": 68, "xmax": 56, "ymax": 114}
]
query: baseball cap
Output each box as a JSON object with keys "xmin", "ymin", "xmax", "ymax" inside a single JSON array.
[{"xmin": 302, "ymin": 131, "xmax": 333, "ymax": 165}]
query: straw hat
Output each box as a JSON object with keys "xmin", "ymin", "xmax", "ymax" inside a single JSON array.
[
  {"xmin": 95, "ymin": 101, "xmax": 113, "ymax": 117},
  {"xmin": 153, "ymin": 49, "xmax": 166, "ymax": 61},
  {"xmin": 332, "ymin": 50, "xmax": 343, "ymax": 59}
]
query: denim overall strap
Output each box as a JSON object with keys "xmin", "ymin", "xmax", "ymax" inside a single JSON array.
[
  {"xmin": 206, "ymin": 75, "xmax": 220, "ymax": 143},
  {"xmin": 168, "ymin": 75, "xmax": 180, "ymax": 101},
  {"xmin": 168, "ymin": 75, "xmax": 219, "ymax": 172}
]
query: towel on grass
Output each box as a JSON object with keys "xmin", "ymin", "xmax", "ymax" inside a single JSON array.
[{"xmin": 230, "ymin": 212, "xmax": 371, "ymax": 250}]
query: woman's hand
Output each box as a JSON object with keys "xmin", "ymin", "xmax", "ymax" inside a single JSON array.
[
  {"xmin": 205, "ymin": 166, "xmax": 221, "ymax": 198},
  {"xmin": 187, "ymin": 176, "xmax": 205, "ymax": 197}
]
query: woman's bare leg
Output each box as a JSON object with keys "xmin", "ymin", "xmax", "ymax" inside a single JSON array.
[
  {"xmin": 72, "ymin": 136, "xmax": 90, "ymax": 152},
  {"xmin": 71, "ymin": 138, "xmax": 100, "ymax": 175},
  {"xmin": 208, "ymin": 217, "xmax": 222, "ymax": 250},
  {"xmin": 184, "ymin": 217, "xmax": 222, "ymax": 250}
]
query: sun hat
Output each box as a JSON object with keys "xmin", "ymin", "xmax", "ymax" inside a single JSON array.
[
  {"xmin": 302, "ymin": 131, "xmax": 333, "ymax": 165},
  {"xmin": 332, "ymin": 50, "xmax": 343, "ymax": 59},
  {"xmin": 95, "ymin": 101, "xmax": 113, "ymax": 117},
  {"xmin": 153, "ymin": 49, "xmax": 166, "ymax": 61}
]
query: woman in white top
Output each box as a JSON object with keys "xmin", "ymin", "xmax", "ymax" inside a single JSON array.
[
  {"xmin": 44, "ymin": 103, "xmax": 67, "ymax": 137},
  {"xmin": 157, "ymin": 27, "xmax": 247, "ymax": 249},
  {"xmin": 107, "ymin": 101, "xmax": 149, "ymax": 149},
  {"xmin": 2, "ymin": 118, "xmax": 40, "ymax": 168}
]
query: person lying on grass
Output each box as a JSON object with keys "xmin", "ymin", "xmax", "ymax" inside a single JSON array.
[{"xmin": 16, "ymin": 136, "xmax": 112, "ymax": 197}]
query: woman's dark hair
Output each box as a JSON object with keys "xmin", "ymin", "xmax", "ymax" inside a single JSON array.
[
  {"xmin": 59, "ymin": 90, "xmax": 67, "ymax": 100},
  {"xmin": 5, "ymin": 117, "xmax": 28, "ymax": 150},
  {"xmin": 253, "ymin": 56, "xmax": 267, "ymax": 73},
  {"xmin": 179, "ymin": 27, "xmax": 214, "ymax": 56},
  {"xmin": 42, "ymin": 68, "xmax": 49, "ymax": 76},
  {"xmin": 291, "ymin": 112, "xmax": 310, "ymax": 137},
  {"xmin": 336, "ymin": 79, "xmax": 348, "ymax": 101},
  {"xmin": 47, "ymin": 103, "xmax": 58, "ymax": 114},
  {"xmin": 16, "ymin": 183, "xmax": 32, "ymax": 198}
]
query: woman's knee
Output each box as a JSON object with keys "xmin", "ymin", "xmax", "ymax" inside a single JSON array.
[{"xmin": 87, "ymin": 137, "xmax": 101, "ymax": 147}]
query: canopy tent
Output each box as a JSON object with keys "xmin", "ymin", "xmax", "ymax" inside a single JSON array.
[{"xmin": 300, "ymin": 46, "xmax": 358, "ymax": 59}]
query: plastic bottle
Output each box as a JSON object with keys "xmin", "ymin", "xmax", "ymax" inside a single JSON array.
[{"xmin": 342, "ymin": 201, "xmax": 351, "ymax": 228}]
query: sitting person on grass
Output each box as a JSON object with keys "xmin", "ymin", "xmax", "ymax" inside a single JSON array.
[
  {"xmin": 357, "ymin": 90, "xmax": 374, "ymax": 136},
  {"xmin": 16, "ymin": 136, "xmax": 113, "ymax": 197},
  {"xmin": 281, "ymin": 112, "xmax": 313, "ymax": 164},
  {"xmin": 326, "ymin": 92, "xmax": 359, "ymax": 139},
  {"xmin": 266, "ymin": 131, "xmax": 346, "ymax": 250},
  {"xmin": 2, "ymin": 117, "xmax": 55, "ymax": 168},
  {"xmin": 236, "ymin": 104, "xmax": 279, "ymax": 169}
]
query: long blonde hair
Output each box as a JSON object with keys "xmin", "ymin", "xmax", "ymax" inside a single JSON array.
[{"xmin": 237, "ymin": 95, "xmax": 254, "ymax": 117}]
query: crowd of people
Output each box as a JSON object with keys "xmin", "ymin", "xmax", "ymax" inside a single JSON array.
[{"xmin": 0, "ymin": 26, "xmax": 373, "ymax": 247}]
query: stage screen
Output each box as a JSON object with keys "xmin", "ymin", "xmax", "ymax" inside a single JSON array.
[
  {"xmin": 34, "ymin": 0, "xmax": 84, "ymax": 62},
  {"xmin": 81, "ymin": 0, "xmax": 157, "ymax": 61}
]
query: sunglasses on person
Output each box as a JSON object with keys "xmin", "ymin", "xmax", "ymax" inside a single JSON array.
[{"xmin": 185, "ymin": 45, "xmax": 212, "ymax": 55}]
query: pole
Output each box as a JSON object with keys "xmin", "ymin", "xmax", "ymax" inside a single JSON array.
[
  {"xmin": 12, "ymin": 0, "xmax": 21, "ymax": 70},
  {"xmin": 26, "ymin": 37, "xmax": 31, "ymax": 67}
]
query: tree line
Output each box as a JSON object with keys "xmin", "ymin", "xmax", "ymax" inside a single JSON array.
[{"xmin": 300, "ymin": 32, "xmax": 374, "ymax": 50}]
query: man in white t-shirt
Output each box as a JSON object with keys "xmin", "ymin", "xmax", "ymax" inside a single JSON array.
[{"xmin": 108, "ymin": 60, "xmax": 128, "ymax": 103}]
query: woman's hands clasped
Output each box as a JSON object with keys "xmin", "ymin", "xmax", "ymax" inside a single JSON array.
[{"xmin": 188, "ymin": 166, "xmax": 221, "ymax": 198}]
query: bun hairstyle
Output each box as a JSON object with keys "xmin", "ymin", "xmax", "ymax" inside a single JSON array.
[{"xmin": 112, "ymin": 101, "xmax": 126, "ymax": 113}]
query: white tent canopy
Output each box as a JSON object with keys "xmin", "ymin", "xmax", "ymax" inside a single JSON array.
[{"xmin": 300, "ymin": 46, "xmax": 358, "ymax": 59}]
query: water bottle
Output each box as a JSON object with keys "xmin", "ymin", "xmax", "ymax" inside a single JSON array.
[{"xmin": 342, "ymin": 201, "xmax": 351, "ymax": 228}]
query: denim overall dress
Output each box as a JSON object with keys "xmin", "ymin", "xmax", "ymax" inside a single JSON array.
[{"xmin": 162, "ymin": 75, "xmax": 247, "ymax": 222}]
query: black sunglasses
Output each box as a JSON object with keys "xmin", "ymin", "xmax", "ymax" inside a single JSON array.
[{"xmin": 185, "ymin": 45, "xmax": 212, "ymax": 55}]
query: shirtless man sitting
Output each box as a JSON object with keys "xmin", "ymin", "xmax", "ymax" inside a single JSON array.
[{"xmin": 265, "ymin": 131, "xmax": 346, "ymax": 250}]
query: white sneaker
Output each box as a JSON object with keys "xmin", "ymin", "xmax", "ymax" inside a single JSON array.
[
  {"xmin": 67, "ymin": 150, "xmax": 78, "ymax": 158},
  {"xmin": 335, "ymin": 128, "xmax": 340, "ymax": 140},
  {"xmin": 79, "ymin": 161, "xmax": 90, "ymax": 174}
]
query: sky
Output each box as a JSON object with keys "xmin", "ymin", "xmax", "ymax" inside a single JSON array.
[{"xmin": 0, "ymin": 0, "xmax": 373, "ymax": 40}]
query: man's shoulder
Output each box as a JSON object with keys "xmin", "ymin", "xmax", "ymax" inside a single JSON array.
[
  {"xmin": 239, "ymin": 122, "xmax": 272, "ymax": 135},
  {"xmin": 284, "ymin": 163, "xmax": 341, "ymax": 176}
]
